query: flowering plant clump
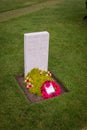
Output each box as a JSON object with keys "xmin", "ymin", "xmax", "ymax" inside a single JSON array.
[
  {"xmin": 24, "ymin": 68, "xmax": 53, "ymax": 96},
  {"xmin": 24, "ymin": 68, "xmax": 62, "ymax": 99}
]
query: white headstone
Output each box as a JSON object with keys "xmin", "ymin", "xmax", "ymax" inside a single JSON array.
[{"xmin": 24, "ymin": 31, "xmax": 49, "ymax": 76}]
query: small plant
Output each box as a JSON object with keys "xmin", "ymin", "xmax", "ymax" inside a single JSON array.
[{"xmin": 24, "ymin": 68, "xmax": 53, "ymax": 96}]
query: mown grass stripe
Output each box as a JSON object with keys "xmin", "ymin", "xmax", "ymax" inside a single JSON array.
[{"xmin": 0, "ymin": 0, "xmax": 63, "ymax": 22}]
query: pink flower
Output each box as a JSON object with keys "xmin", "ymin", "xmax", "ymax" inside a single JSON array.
[{"xmin": 26, "ymin": 85, "xmax": 30, "ymax": 89}]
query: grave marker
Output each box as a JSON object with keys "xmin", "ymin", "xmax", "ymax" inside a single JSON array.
[{"xmin": 24, "ymin": 31, "xmax": 49, "ymax": 76}]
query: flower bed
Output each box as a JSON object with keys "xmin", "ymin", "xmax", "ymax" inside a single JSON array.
[{"xmin": 24, "ymin": 68, "xmax": 62, "ymax": 99}]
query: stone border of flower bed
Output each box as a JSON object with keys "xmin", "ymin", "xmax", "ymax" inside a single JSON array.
[{"xmin": 16, "ymin": 72, "xmax": 68, "ymax": 103}]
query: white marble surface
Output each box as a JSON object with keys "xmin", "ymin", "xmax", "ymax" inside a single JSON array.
[{"xmin": 24, "ymin": 31, "xmax": 49, "ymax": 76}]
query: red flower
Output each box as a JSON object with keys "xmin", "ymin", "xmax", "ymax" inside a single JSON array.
[
  {"xmin": 26, "ymin": 83, "xmax": 33, "ymax": 89},
  {"xmin": 26, "ymin": 79, "xmax": 29, "ymax": 82},
  {"xmin": 25, "ymin": 77, "xmax": 31, "ymax": 83},
  {"xmin": 47, "ymin": 71, "xmax": 52, "ymax": 76}
]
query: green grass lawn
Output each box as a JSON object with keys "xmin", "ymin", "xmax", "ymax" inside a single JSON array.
[
  {"xmin": 0, "ymin": 0, "xmax": 87, "ymax": 130},
  {"xmin": 0, "ymin": 0, "xmax": 50, "ymax": 13}
]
